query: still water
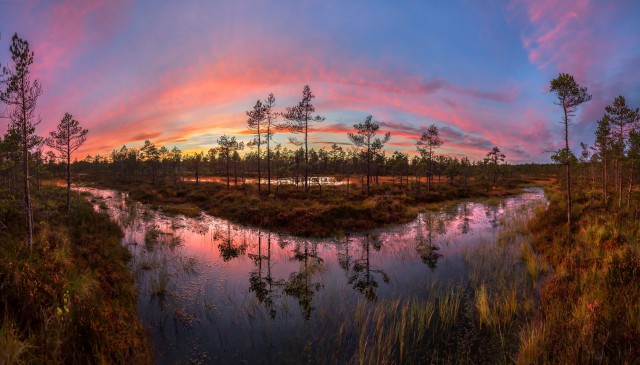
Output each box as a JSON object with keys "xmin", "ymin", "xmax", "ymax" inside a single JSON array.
[
  {"xmin": 78, "ymin": 187, "xmax": 546, "ymax": 364},
  {"xmin": 184, "ymin": 176, "xmax": 349, "ymax": 186}
]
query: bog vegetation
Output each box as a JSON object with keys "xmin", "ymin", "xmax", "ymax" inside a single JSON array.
[
  {"xmin": 0, "ymin": 34, "xmax": 151, "ymax": 364},
  {"xmin": 0, "ymin": 31, "xmax": 638, "ymax": 364}
]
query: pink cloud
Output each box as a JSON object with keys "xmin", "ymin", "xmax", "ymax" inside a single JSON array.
[
  {"xmin": 508, "ymin": 0, "xmax": 617, "ymax": 80},
  {"xmin": 33, "ymin": 36, "xmax": 528, "ymax": 160},
  {"xmin": 30, "ymin": 0, "xmax": 132, "ymax": 83},
  {"xmin": 0, "ymin": 0, "xmax": 566, "ymax": 163}
]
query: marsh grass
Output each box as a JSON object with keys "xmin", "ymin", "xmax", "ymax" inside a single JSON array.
[
  {"xmin": 475, "ymin": 284, "xmax": 519, "ymax": 331},
  {"xmin": 0, "ymin": 186, "xmax": 151, "ymax": 364},
  {"xmin": 475, "ymin": 284, "xmax": 491, "ymax": 329},
  {"xmin": 520, "ymin": 186, "xmax": 640, "ymax": 363},
  {"xmin": 335, "ymin": 282, "xmax": 465, "ymax": 364},
  {"xmin": 515, "ymin": 320, "xmax": 547, "ymax": 365},
  {"xmin": 151, "ymin": 266, "xmax": 170, "ymax": 297},
  {"xmin": 437, "ymin": 284, "xmax": 464, "ymax": 332},
  {"xmin": 0, "ymin": 317, "xmax": 30, "ymax": 365},
  {"xmin": 307, "ymin": 275, "xmax": 528, "ymax": 363},
  {"xmin": 208, "ymin": 192, "xmax": 550, "ymax": 364},
  {"xmin": 69, "ymin": 179, "xmax": 550, "ymax": 363},
  {"xmin": 461, "ymin": 199, "xmax": 549, "ymax": 361},
  {"xmin": 520, "ymin": 243, "xmax": 549, "ymax": 285},
  {"xmin": 182, "ymin": 256, "xmax": 198, "ymax": 274},
  {"xmin": 144, "ymin": 223, "xmax": 162, "ymax": 250}
]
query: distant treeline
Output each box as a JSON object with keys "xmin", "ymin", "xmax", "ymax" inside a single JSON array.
[
  {"xmin": 48, "ymin": 84, "xmax": 556, "ymax": 194},
  {"xmin": 63, "ymin": 139, "xmax": 557, "ymax": 193}
]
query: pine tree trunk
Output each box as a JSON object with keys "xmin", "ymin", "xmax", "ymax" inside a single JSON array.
[
  {"xmin": 618, "ymin": 160, "xmax": 623, "ymax": 209},
  {"xmin": 257, "ymin": 126, "xmax": 261, "ymax": 193},
  {"xmin": 604, "ymin": 150, "xmax": 608, "ymax": 204},
  {"xmin": 267, "ymin": 129, "xmax": 271, "ymax": 194},
  {"xmin": 366, "ymin": 146, "xmax": 371, "ymax": 196},
  {"xmin": 67, "ymin": 152, "xmax": 71, "ymax": 212},
  {"xmin": 24, "ymin": 141, "xmax": 33, "ymax": 250},
  {"xmin": 20, "ymin": 78, "xmax": 34, "ymax": 250},
  {"xmin": 304, "ymin": 118, "xmax": 309, "ymax": 193},
  {"xmin": 627, "ymin": 168, "xmax": 633, "ymax": 210},
  {"xmin": 234, "ymin": 161, "xmax": 238, "ymax": 186},
  {"xmin": 226, "ymin": 157, "xmax": 230, "ymax": 188},
  {"xmin": 564, "ymin": 106, "xmax": 572, "ymax": 228}
]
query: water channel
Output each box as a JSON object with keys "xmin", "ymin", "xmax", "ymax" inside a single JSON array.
[{"xmin": 78, "ymin": 187, "xmax": 547, "ymax": 364}]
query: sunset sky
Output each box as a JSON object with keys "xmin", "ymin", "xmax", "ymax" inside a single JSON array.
[{"xmin": 0, "ymin": 0, "xmax": 638, "ymax": 163}]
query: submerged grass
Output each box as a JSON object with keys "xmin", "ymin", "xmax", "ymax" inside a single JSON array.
[
  {"xmin": 475, "ymin": 284, "xmax": 519, "ymax": 332},
  {"xmin": 55, "ymin": 178, "xmax": 554, "ymax": 364},
  {"xmin": 437, "ymin": 284, "xmax": 464, "ymax": 332},
  {"xmin": 151, "ymin": 265, "xmax": 170, "ymax": 297},
  {"xmin": 288, "ymin": 197, "xmax": 551, "ymax": 364},
  {"xmin": 342, "ymin": 283, "xmax": 466, "ymax": 364},
  {"xmin": 461, "ymin": 198, "xmax": 548, "ymax": 361}
]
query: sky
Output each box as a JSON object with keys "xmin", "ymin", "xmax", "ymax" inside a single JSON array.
[{"xmin": 0, "ymin": 0, "xmax": 638, "ymax": 163}]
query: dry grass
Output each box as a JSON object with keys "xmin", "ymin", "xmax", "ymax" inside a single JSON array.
[
  {"xmin": 520, "ymin": 185, "xmax": 640, "ymax": 363},
  {"xmin": 0, "ymin": 318, "xmax": 30, "ymax": 365},
  {"xmin": 347, "ymin": 283, "xmax": 464, "ymax": 364},
  {"xmin": 515, "ymin": 320, "xmax": 547, "ymax": 365},
  {"xmin": 0, "ymin": 186, "xmax": 151, "ymax": 364},
  {"xmin": 520, "ymin": 243, "xmax": 549, "ymax": 285}
]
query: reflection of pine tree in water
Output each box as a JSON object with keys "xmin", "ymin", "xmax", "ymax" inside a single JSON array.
[
  {"xmin": 187, "ymin": 218, "xmax": 210, "ymax": 236},
  {"xmin": 349, "ymin": 234, "xmax": 389, "ymax": 302},
  {"xmin": 486, "ymin": 202, "xmax": 500, "ymax": 229},
  {"xmin": 458, "ymin": 202, "xmax": 471, "ymax": 234},
  {"xmin": 283, "ymin": 240, "xmax": 324, "ymax": 320},
  {"xmin": 216, "ymin": 222, "xmax": 247, "ymax": 262},
  {"xmin": 248, "ymin": 232, "xmax": 282, "ymax": 318},
  {"xmin": 337, "ymin": 234, "xmax": 353, "ymax": 273},
  {"xmin": 415, "ymin": 212, "xmax": 443, "ymax": 272},
  {"xmin": 116, "ymin": 193, "xmax": 139, "ymax": 229}
]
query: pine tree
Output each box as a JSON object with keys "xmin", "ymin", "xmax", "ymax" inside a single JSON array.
[
  {"xmin": 46, "ymin": 112, "xmax": 88, "ymax": 212},
  {"xmin": 347, "ymin": 116, "xmax": 390, "ymax": 195},
  {"xmin": 605, "ymin": 95, "xmax": 640, "ymax": 208},
  {"xmin": 416, "ymin": 124, "xmax": 443, "ymax": 194},
  {"xmin": 550, "ymin": 73, "xmax": 592, "ymax": 227},
  {"xmin": 247, "ymin": 100, "xmax": 265, "ymax": 192},
  {"xmin": 283, "ymin": 85, "xmax": 324, "ymax": 193},
  {"xmin": 0, "ymin": 34, "xmax": 43, "ymax": 250},
  {"xmin": 593, "ymin": 115, "xmax": 612, "ymax": 204}
]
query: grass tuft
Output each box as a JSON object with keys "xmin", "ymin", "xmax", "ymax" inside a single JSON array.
[{"xmin": 0, "ymin": 317, "xmax": 29, "ymax": 365}]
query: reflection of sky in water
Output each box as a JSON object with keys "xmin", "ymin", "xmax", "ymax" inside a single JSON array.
[
  {"xmin": 78, "ymin": 187, "xmax": 545, "ymax": 364},
  {"xmin": 183, "ymin": 176, "xmax": 350, "ymax": 185}
]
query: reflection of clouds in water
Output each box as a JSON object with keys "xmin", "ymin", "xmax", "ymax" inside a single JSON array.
[{"xmin": 74, "ymin": 186, "xmax": 546, "ymax": 364}]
